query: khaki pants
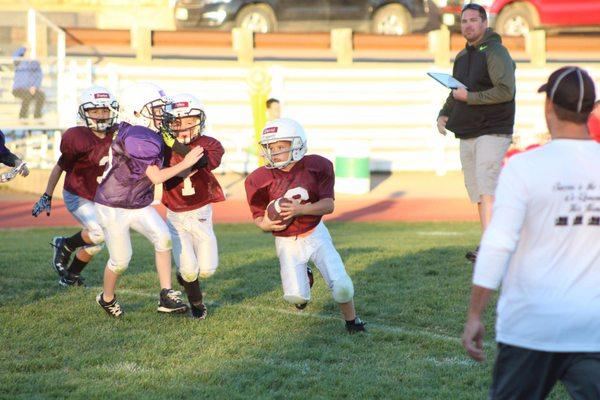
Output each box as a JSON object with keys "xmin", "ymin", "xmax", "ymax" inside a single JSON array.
[{"xmin": 460, "ymin": 134, "xmax": 512, "ymax": 203}]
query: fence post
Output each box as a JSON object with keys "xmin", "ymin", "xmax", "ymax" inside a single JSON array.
[
  {"xmin": 331, "ymin": 28, "xmax": 353, "ymax": 66},
  {"xmin": 52, "ymin": 130, "xmax": 61, "ymax": 163},
  {"xmin": 232, "ymin": 28, "xmax": 254, "ymax": 65},
  {"xmin": 132, "ymin": 25, "xmax": 152, "ymax": 63},
  {"xmin": 106, "ymin": 62, "xmax": 120, "ymax": 98},
  {"xmin": 56, "ymin": 31, "xmax": 68, "ymax": 128},
  {"xmin": 428, "ymin": 25, "xmax": 451, "ymax": 66},
  {"xmin": 27, "ymin": 8, "xmax": 37, "ymax": 58},
  {"xmin": 40, "ymin": 133, "xmax": 48, "ymax": 168},
  {"xmin": 526, "ymin": 30, "xmax": 546, "ymax": 66}
]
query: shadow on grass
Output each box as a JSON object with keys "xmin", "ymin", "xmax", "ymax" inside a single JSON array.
[
  {"xmin": 183, "ymin": 238, "xmax": 494, "ymax": 399},
  {"xmin": 0, "ymin": 223, "xmax": 526, "ymax": 399}
]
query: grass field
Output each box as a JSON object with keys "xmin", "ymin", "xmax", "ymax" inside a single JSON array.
[{"xmin": 0, "ymin": 222, "xmax": 569, "ymax": 399}]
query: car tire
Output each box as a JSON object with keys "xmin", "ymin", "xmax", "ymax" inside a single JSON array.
[
  {"xmin": 494, "ymin": 2, "xmax": 539, "ymax": 37},
  {"xmin": 371, "ymin": 4, "xmax": 412, "ymax": 36},
  {"xmin": 235, "ymin": 4, "xmax": 277, "ymax": 33}
]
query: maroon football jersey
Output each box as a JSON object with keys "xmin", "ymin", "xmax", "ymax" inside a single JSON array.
[
  {"xmin": 244, "ymin": 154, "xmax": 335, "ymax": 237},
  {"xmin": 57, "ymin": 126, "xmax": 114, "ymax": 201},
  {"xmin": 161, "ymin": 135, "xmax": 226, "ymax": 212}
]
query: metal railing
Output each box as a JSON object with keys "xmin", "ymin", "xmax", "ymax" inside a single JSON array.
[
  {"xmin": 62, "ymin": 26, "xmax": 600, "ymax": 65},
  {"xmin": 0, "ymin": 8, "xmax": 74, "ymax": 129},
  {"xmin": 6, "ymin": 129, "xmax": 61, "ymax": 169}
]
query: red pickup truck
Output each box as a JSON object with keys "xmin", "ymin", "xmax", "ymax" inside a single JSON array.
[{"xmin": 441, "ymin": 0, "xmax": 600, "ymax": 36}]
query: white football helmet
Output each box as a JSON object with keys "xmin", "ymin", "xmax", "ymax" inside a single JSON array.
[
  {"xmin": 118, "ymin": 82, "xmax": 168, "ymax": 132},
  {"xmin": 77, "ymin": 85, "xmax": 118, "ymax": 132},
  {"xmin": 260, "ymin": 118, "xmax": 307, "ymax": 169},
  {"xmin": 162, "ymin": 93, "xmax": 206, "ymax": 144}
]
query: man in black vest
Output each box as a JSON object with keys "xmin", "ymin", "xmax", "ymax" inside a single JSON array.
[{"xmin": 436, "ymin": 3, "xmax": 515, "ymax": 263}]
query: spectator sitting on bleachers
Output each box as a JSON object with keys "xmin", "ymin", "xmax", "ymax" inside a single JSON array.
[{"xmin": 12, "ymin": 45, "xmax": 45, "ymax": 122}]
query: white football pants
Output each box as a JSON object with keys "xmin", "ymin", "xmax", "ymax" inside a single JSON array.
[
  {"xmin": 275, "ymin": 221, "xmax": 354, "ymax": 305},
  {"xmin": 63, "ymin": 189, "xmax": 104, "ymax": 255},
  {"xmin": 95, "ymin": 202, "xmax": 171, "ymax": 274},
  {"xmin": 166, "ymin": 204, "xmax": 219, "ymax": 282}
]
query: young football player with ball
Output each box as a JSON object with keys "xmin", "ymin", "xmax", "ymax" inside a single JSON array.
[{"xmin": 244, "ymin": 118, "xmax": 366, "ymax": 334}]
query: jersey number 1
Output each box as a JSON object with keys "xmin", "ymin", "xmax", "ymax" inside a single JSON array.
[{"xmin": 182, "ymin": 177, "xmax": 195, "ymax": 196}]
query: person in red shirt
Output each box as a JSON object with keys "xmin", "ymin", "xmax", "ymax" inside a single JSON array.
[
  {"xmin": 588, "ymin": 100, "xmax": 600, "ymax": 142},
  {"xmin": 32, "ymin": 85, "xmax": 118, "ymax": 286},
  {"xmin": 161, "ymin": 93, "xmax": 225, "ymax": 319},
  {"xmin": 244, "ymin": 118, "xmax": 366, "ymax": 334}
]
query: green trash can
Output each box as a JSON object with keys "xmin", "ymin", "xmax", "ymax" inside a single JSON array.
[{"xmin": 334, "ymin": 141, "xmax": 370, "ymax": 194}]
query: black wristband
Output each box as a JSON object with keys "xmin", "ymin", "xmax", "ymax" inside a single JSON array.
[
  {"xmin": 192, "ymin": 154, "xmax": 209, "ymax": 170},
  {"xmin": 172, "ymin": 141, "xmax": 190, "ymax": 156},
  {"xmin": 0, "ymin": 152, "xmax": 18, "ymax": 167}
]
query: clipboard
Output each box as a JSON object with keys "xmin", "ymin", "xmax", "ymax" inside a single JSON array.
[{"xmin": 427, "ymin": 72, "xmax": 468, "ymax": 89}]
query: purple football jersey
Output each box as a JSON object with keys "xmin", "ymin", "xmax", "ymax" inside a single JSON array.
[{"xmin": 94, "ymin": 122, "xmax": 163, "ymax": 209}]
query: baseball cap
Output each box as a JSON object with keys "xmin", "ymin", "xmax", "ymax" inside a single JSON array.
[{"xmin": 538, "ymin": 66, "xmax": 596, "ymax": 114}]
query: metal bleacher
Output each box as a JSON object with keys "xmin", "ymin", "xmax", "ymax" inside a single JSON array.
[
  {"xmin": 4, "ymin": 51, "xmax": 600, "ymax": 174},
  {"xmin": 87, "ymin": 61, "xmax": 598, "ymax": 174},
  {"xmin": 0, "ymin": 56, "xmax": 64, "ymax": 169}
]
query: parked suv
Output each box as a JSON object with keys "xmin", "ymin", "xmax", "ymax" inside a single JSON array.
[
  {"xmin": 440, "ymin": 0, "xmax": 600, "ymax": 36},
  {"xmin": 174, "ymin": 0, "xmax": 440, "ymax": 35}
]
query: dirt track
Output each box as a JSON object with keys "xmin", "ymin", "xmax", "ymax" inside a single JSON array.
[
  {"xmin": 0, "ymin": 172, "xmax": 479, "ymax": 229},
  {"xmin": 0, "ymin": 197, "xmax": 478, "ymax": 229}
]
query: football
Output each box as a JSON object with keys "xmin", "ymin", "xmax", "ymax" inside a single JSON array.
[{"xmin": 266, "ymin": 197, "xmax": 293, "ymax": 226}]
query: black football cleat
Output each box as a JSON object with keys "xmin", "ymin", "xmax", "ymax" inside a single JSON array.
[
  {"xmin": 307, "ymin": 266, "xmax": 314, "ymax": 289},
  {"xmin": 157, "ymin": 289, "xmax": 189, "ymax": 314},
  {"xmin": 190, "ymin": 302, "xmax": 207, "ymax": 320},
  {"xmin": 465, "ymin": 246, "xmax": 480, "ymax": 263},
  {"xmin": 59, "ymin": 272, "xmax": 86, "ymax": 287},
  {"xmin": 176, "ymin": 273, "xmax": 186, "ymax": 287},
  {"xmin": 346, "ymin": 317, "xmax": 366, "ymax": 334},
  {"xmin": 295, "ymin": 267, "xmax": 314, "ymax": 310},
  {"xmin": 51, "ymin": 236, "xmax": 73, "ymax": 276},
  {"xmin": 96, "ymin": 292, "xmax": 123, "ymax": 318}
]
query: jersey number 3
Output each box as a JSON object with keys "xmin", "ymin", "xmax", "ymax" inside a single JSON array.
[
  {"xmin": 97, "ymin": 150, "xmax": 112, "ymax": 184},
  {"xmin": 284, "ymin": 187, "xmax": 309, "ymax": 205}
]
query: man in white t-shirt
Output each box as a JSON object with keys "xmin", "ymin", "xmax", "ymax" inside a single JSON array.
[{"xmin": 461, "ymin": 66, "xmax": 600, "ymax": 399}]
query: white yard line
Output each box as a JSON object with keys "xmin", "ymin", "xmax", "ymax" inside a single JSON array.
[
  {"xmin": 423, "ymin": 356, "xmax": 478, "ymax": 367},
  {"xmin": 415, "ymin": 231, "xmax": 463, "ymax": 236},
  {"xmin": 240, "ymin": 304, "xmax": 471, "ymax": 345},
  {"xmin": 115, "ymin": 288, "xmax": 494, "ymax": 350}
]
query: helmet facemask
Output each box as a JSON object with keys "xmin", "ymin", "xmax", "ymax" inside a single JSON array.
[
  {"xmin": 261, "ymin": 137, "xmax": 306, "ymax": 169},
  {"xmin": 162, "ymin": 105, "xmax": 206, "ymax": 144},
  {"xmin": 137, "ymin": 98, "xmax": 168, "ymax": 131},
  {"xmin": 78, "ymin": 101, "xmax": 119, "ymax": 133}
]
